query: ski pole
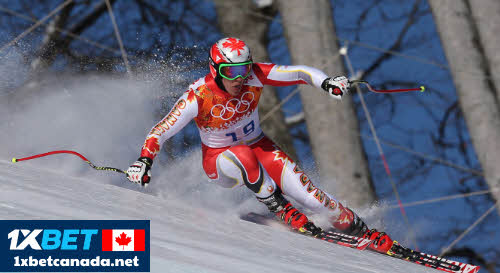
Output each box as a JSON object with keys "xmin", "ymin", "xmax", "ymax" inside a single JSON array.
[
  {"xmin": 350, "ymin": 80, "xmax": 425, "ymax": 94},
  {"xmin": 11, "ymin": 150, "xmax": 127, "ymax": 175}
]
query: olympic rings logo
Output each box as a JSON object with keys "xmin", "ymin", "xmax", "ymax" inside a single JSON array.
[{"xmin": 210, "ymin": 92, "xmax": 255, "ymax": 120}]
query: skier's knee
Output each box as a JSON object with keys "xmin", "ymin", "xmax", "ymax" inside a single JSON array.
[
  {"xmin": 226, "ymin": 145, "xmax": 261, "ymax": 181},
  {"xmin": 215, "ymin": 145, "xmax": 278, "ymax": 197}
]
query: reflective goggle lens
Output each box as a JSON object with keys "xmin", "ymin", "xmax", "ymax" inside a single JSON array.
[{"xmin": 219, "ymin": 62, "xmax": 252, "ymax": 80}]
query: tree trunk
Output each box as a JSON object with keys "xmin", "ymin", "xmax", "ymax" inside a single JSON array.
[
  {"xmin": 276, "ymin": 0, "xmax": 375, "ymax": 208},
  {"xmin": 466, "ymin": 0, "xmax": 500, "ymax": 104},
  {"xmin": 213, "ymin": 0, "xmax": 297, "ymax": 159},
  {"xmin": 10, "ymin": 0, "xmax": 117, "ymax": 105},
  {"xmin": 428, "ymin": 0, "xmax": 500, "ymax": 213},
  {"xmin": 30, "ymin": 2, "xmax": 75, "ymax": 75},
  {"xmin": 30, "ymin": 0, "xmax": 116, "ymax": 76}
]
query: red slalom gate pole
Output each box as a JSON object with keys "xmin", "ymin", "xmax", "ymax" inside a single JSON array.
[
  {"xmin": 350, "ymin": 80, "xmax": 425, "ymax": 94},
  {"xmin": 12, "ymin": 150, "xmax": 127, "ymax": 174}
]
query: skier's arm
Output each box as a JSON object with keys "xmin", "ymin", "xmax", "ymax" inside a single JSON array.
[
  {"xmin": 141, "ymin": 90, "xmax": 198, "ymax": 160},
  {"xmin": 140, "ymin": 90, "xmax": 198, "ymax": 160},
  {"xmin": 253, "ymin": 63, "xmax": 350, "ymax": 100},
  {"xmin": 127, "ymin": 90, "xmax": 198, "ymax": 186}
]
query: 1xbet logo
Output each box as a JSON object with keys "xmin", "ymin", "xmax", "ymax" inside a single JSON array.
[{"xmin": 8, "ymin": 229, "xmax": 98, "ymax": 250}]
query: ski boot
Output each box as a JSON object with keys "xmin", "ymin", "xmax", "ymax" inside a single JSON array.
[
  {"xmin": 257, "ymin": 190, "xmax": 321, "ymax": 236},
  {"xmin": 361, "ymin": 229, "xmax": 394, "ymax": 253},
  {"xmin": 333, "ymin": 206, "xmax": 393, "ymax": 253}
]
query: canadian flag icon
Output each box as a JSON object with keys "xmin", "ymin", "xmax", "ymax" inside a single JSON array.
[{"xmin": 102, "ymin": 229, "xmax": 145, "ymax": 251}]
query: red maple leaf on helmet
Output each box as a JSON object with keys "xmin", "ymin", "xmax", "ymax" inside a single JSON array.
[
  {"xmin": 115, "ymin": 232, "xmax": 132, "ymax": 250},
  {"xmin": 222, "ymin": 38, "xmax": 245, "ymax": 56}
]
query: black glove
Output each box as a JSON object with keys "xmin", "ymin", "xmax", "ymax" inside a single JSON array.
[
  {"xmin": 321, "ymin": 76, "xmax": 350, "ymax": 99},
  {"xmin": 126, "ymin": 157, "xmax": 153, "ymax": 186}
]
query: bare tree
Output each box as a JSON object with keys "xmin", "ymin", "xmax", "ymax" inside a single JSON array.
[
  {"xmin": 6, "ymin": 0, "xmax": 118, "ymax": 103},
  {"xmin": 30, "ymin": 1, "xmax": 75, "ymax": 75},
  {"xmin": 467, "ymin": 0, "xmax": 500, "ymax": 104},
  {"xmin": 213, "ymin": 0, "xmax": 297, "ymax": 158},
  {"xmin": 428, "ymin": 0, "xmax": 500, "ymax": 214},
  {"xmin": 276, "ymin": 0, "xmax": 374, "ymax": 208}
]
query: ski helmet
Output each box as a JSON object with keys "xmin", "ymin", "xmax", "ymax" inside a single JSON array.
[{"xmin": 209, "ymin": 37, "xmax": 252, "ymax": 79}]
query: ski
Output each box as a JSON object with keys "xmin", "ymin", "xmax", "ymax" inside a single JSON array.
[
  {"xmin": 240, "ymin": 212, "xmax": 373, "ymax": 250},
  {"xmin": 386, "ymin": 243, "xmax": 480, "ymax": 273},
  {"xmin": 240, "ymin": 212, "xmax": 480, "ymax": 273},
  {"xmin": 315, "ymin": 230, "xmax": 373, "ymax": 250}
]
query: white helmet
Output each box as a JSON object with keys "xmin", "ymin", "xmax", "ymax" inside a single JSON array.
[{"xmin": 209, "ymin": 37, "xmax": 252, "ymax": 78}]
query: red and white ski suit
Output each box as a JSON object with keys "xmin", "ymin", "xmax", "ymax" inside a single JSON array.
[{"xmin": 140, "ymin": 63, "xmax": 353, "ymax": 228}]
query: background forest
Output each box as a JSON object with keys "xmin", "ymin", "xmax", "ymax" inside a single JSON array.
[{"xmin": 0, "ymin": 0, "xmax": 499, "ymax": 271}]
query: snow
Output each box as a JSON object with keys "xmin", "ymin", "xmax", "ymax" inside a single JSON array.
[{"xmin": 0, "ymin": 159, "xmax": 438, "ymax": 273}]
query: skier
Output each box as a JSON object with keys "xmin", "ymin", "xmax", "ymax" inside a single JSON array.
[{"xmin": 127, "ymin": 37, "xmax": 394, "ymax": 253}]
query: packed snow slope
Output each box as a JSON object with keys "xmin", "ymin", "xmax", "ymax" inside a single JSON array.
[{"xmin": 0, "ymin": 159, "xmax": 440, "ymax": 273}]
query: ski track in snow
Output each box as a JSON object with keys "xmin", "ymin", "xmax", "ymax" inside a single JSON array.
[{"xmin": 0, "ymin": 159, "xmax": 440, "ymax": 273}]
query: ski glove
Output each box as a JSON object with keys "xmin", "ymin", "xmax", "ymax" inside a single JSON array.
[
  {"xmin": 321, "ymin": 76, "xmax": 350, "ymax": 99},
  {"xmin": 126, "ymin": 157, "xmax": 153, "ymax": 186}
]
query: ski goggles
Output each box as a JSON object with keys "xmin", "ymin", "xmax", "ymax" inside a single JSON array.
[{"xmin": 218, "ymin": 61, "xmax": 253, "ymax": 80}]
